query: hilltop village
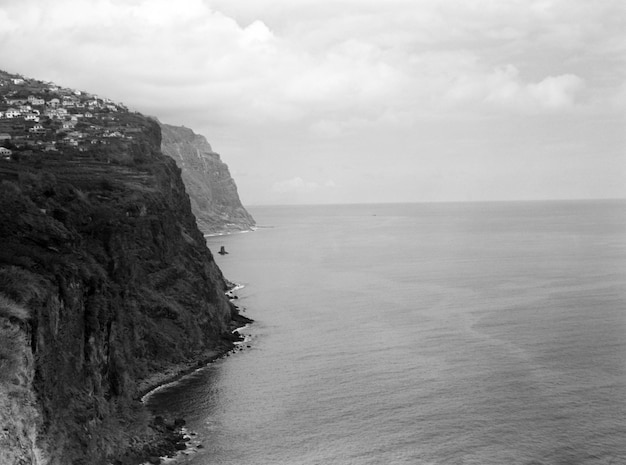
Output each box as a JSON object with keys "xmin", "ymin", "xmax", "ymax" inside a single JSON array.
[{"xmin": 0, "ymin": 70, "xmax": 140, "ymax": 160}]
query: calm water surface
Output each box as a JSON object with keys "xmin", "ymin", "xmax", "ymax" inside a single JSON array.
[{"xmin": 146, "ymin": 201, "xmax": 626, "ymax": 465}]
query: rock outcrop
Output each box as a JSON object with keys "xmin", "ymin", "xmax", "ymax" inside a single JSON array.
[
  {"xmin": 0, "ymin": 106, "xmax": 249, "ymax": 464},
  {"xmin": 159, "ymin": 123, "xmax": 255, "ymax": 234}
]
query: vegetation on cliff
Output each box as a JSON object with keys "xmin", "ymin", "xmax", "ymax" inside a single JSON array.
[{"xmin": 0, "ymin": 82, "xmax": 249, "ymax": 464}]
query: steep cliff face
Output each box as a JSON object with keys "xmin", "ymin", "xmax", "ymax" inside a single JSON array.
[
  {"xmin": 0, "ymin": 114, "xmax": 247, "ymax": 464},
  {"xmin": 159, "ymin": 123, "xmax": 255, "ymax": 234},
  {"xmin": 0, "ymin": 298, "xmax": 41, "ymax": 464}
]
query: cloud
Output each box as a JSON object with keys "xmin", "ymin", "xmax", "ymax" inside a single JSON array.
[
  {"xmin": 0, "ymin": 0, "xmax": 620, "ymax": 131},
  {"xmin": 271, "ymin": 177, "xmax": 319, "ymax": 193},
  {"xmin": 0, "ymin": 0, "xmax": 623, "ymax": 204},
  {"xmin": 485, "ymin": 66, "xmax": 585, "ymax": 111},
  {"xmin": 527, "ymin": 74, "xmax": 586, "ymax": 108},
  {"xmin": 271, "ymin": 177, "xmax": 334, "ymax": 194},
  {"xmin": 444, "ymin": 64, "xmax": 586, "ymax": 112}
]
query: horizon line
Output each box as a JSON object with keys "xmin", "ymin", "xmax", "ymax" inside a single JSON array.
[{"xmin": 244, "ymin": 197, "xmax": 626, "ymax": 209}]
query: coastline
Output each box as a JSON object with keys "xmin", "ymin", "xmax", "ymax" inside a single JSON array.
[
  {"xmin": 123, "ymin": 289, "xmax": 253, "ymax": 465},
  {"xmin": 137, "ymin": 310, "xmax": 253, "ymax": 402},
  {"xmin": 203, "ymin": 226, "xmax": 257, "ymax": 238},
  {"xmin": 136, "ymin": 347, "xmax": 228, "ymax": 402},
  {"xmin": 121, "ymin": 346, "xmax": 236, "ymax": 465}
]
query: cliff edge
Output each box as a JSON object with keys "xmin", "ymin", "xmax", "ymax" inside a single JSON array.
[
  {"xmin": 0, "ymin": 72, "xmax": 249, "ymax": 464},
  {"xmin": 159, "ymin": 123, "xmax": 255, "ymax": 234}
]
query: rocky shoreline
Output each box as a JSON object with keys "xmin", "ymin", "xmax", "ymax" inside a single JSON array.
[{"xmin": 119, "ymin": 296, "xmax": 253, "ymax": 465}]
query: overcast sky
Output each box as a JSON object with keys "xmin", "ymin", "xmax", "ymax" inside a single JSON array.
[{"xmin": 1, "ymin": 0, "xmax": 624, "ymax": 205}]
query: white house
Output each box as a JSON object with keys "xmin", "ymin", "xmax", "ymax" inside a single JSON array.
[
  {"xmin": 62, "ymin": 96, "xmax": 79, "ymax": 107},
  {"xmin": 5, "ymin": 108, "xmax": 21, "ymax": 118},
  {"xmin": 27, "ymin": 96, "xmax": 45, "ymax": 106},
  {"xmin": 0, "ymin": 147, "xmax": 12, "ymax": 158},
  {"xmin": 29, "ymin": 124, "xmax": 46, "ymax": 134}
]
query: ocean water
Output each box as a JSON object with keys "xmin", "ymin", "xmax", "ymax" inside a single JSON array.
[{"xmin": 146, "ymin": 200, "xmax": 626, "ymax": 465}]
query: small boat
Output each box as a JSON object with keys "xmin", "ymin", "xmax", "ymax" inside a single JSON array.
[{"xmin": 218, "ymin": 246, "xmax": 228, "ymax": 255}]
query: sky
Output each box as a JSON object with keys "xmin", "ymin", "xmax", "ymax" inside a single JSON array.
[{"xmin": 0, "ymin": 0, "xmax": 624, "ymax": 205}]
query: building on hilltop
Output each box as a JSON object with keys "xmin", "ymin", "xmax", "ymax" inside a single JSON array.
[
  {"xmin": 28, "ymin": 124, "xmax": 46, "ymax": 135},
  {"xmin": 5, "ymin": 108, "xmax": 21, "ymax": 118},
  {"xmin": 27, "ymin": 95, "xmax": 45, "ymax": 106}
]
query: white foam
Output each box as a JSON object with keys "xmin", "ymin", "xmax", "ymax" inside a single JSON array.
[
  {"xmin": 226, "ymin": 283, "xmax": 245, "ymax": 297},
  {"xmin": 203, "ymin": 228, "xmax": 256, "ymax": 238}
]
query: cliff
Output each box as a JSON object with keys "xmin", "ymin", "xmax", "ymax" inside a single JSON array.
[
  {"xmin": 159, "ymin": 123, "xmax": 255, "ymax": 234},
  {"xmin": 0, "ymin": 82, "xmax": 250, "ymax": 464}
]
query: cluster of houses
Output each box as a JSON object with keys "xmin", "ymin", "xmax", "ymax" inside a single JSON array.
[{"xmin": 0, "ymin": 74, "xmax": 139, "ymax": 160}]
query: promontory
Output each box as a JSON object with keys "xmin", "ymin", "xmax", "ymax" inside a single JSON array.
[{"xmin": 0, "ymin": 69, "xmax": 251, "ymax": 464}]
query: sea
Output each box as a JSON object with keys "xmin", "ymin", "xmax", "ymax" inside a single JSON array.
[{"xmin": 145, "ymin": 200, "xmax": 626, "ymax": 465}]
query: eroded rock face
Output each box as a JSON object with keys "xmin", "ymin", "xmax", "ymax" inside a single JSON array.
[
  {"xmin": 0, "ymin": 114, "xmax": 243, "ymax": 464},
  {"xmin": 159, "ymin": 123, "xmax": 255, "ymax": 234},
  {"xmin": 0, "ymin": 304, "xmax": 41, "ymax": 465}
]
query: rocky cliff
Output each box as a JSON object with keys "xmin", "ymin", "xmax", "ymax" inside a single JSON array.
[
  {"xmin": 0, "ymin": 107, "xmax": 249, "ymax": 464},
  {"xmin": 159, "ymin": 123, "xmax": 255, "ymax": 234}
]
